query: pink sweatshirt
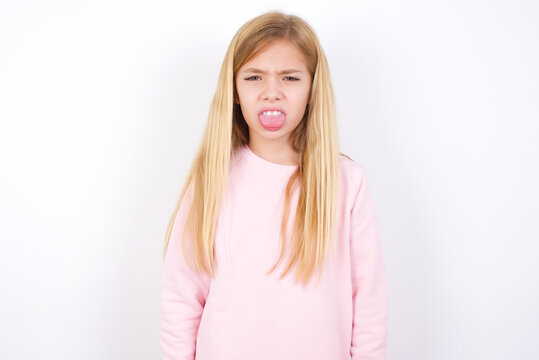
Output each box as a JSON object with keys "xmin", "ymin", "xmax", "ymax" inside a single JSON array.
[{"xmin": 161, "ymin": 144, "xmax": 389, "ymax": 360}]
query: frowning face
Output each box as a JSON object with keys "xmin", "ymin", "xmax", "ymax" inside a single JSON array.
[{"xmin": 235, "ymin": 38, "xmax": 311, "ymax": 151}]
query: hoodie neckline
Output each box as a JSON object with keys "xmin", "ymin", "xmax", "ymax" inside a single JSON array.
[{"xmin": 239, "ymin": 144, "xmax": 299, "ymax": 171}]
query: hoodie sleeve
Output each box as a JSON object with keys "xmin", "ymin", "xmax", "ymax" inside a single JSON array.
[
  {"xmin": 161, "ymin": 183, "xmax": 211, "ymax": 360},
  {"xmin": 349, "ymin": 168, "xmax": 389, "ymax": 360}
]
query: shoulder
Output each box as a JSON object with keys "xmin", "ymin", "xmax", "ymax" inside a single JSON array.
[
  {"xmin": 338, "ymin": 152, "xmax": 367, "ymax": 187},
  {"xmin": 338, "ymin": 152, "xmax": 372, "ymax": 210}
]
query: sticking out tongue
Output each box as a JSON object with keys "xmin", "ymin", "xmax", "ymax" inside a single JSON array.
[{"xmin": 258, "ymin": 112, "xmax": 286, "ymax": 130}]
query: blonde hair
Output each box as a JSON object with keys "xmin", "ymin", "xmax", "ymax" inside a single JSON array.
[{"xmin": 163, "ymin": 10, "xmax": 341, "ymax": 286}]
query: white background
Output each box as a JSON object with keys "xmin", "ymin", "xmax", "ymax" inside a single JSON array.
[{"xmin": 1, "ymin": 0, "xmax": 538, "ymax": 359}]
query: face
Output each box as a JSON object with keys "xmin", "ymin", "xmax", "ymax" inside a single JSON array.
[{"xmin": 235, "ymin": 38, "xmax": 312, "ymax": 150}]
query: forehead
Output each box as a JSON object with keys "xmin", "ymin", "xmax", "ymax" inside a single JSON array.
[{"xmin": 240, "ymin": 38, "xmax": 308, "ymax": 72}]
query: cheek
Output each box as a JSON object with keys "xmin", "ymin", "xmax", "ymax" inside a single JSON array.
[
  {"xmin": 236, "ymin": 85, "xmax": 255, "ymax": 102},
  {"xmin": 289, "ymin": 86, "xmax": 311, "ymax": 106},
  {"xmin": 236, "ymin": 80, "xmax": 248, "ymax": 97}
]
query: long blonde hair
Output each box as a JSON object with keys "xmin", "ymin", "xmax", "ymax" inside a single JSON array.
[{"xmin": 163, "ymin": 11, "xmax": 341, "ymax": 286}]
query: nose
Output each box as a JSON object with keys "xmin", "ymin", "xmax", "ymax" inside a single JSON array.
[{"xmin": 262, "ymin": 76, "xmax": 283, "ymax": 101}]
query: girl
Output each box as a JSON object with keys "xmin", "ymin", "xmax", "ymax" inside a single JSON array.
[{"xmin": 160, "ymin": 11, "xmax": 388, "ymax": 360}]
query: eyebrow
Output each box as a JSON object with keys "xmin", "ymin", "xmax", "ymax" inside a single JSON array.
[{"xmin": 241, "ymin": 67, "xmax": 304, "ymax": 75}]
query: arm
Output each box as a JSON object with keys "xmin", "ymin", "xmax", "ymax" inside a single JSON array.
[
  {"xmin": 161, "ymin": 183, "xmax": 211, "ymax": 360},
  {"xmin": 349, "ymin": 169, "xmax": 389, "ymax": 360}
]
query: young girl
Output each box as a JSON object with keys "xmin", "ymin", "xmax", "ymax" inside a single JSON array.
[{"xmin": 160, "ymin": 11, "xmax": 388, "ymax": 360}]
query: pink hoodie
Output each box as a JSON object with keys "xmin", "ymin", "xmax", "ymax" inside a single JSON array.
[{"xmin": 161, "ymin": 144, "xmax": 388, "ymax": 359}]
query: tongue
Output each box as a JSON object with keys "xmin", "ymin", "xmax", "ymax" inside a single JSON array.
[{"xmin": 259, "ymin": 113, "xmax": 286, "ymax": 128}]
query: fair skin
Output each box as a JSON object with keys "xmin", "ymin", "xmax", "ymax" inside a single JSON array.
[{"xmin": 235, "ymin": 38, "xmax": 312, "ymax": 166}]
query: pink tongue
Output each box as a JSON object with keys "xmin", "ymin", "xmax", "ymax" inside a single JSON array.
[{"xmin": 259, "ymin": 113, "xmax": 286, "ymax": 128}]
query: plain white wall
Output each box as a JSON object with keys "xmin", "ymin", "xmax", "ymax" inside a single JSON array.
[{"xmin": 1, "ymin": 0, "xmax": 537, "ymax": 359}]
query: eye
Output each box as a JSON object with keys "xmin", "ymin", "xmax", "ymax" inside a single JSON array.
[
  {"xmin": 284, "ymin": 76, "xmax": 299, "ymax": 81},
  {"xmin": 245, "ymin": 75, "xmax": 261, "ymax": 80}
]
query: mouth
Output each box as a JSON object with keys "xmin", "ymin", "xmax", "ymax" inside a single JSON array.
[
  {"xmin": 258, "ymin": 109, "xmax": 286, "ymax": 116},
  {"xmin": 258, "ymin": 109, "xmax": 286, "ymax": 131}
]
